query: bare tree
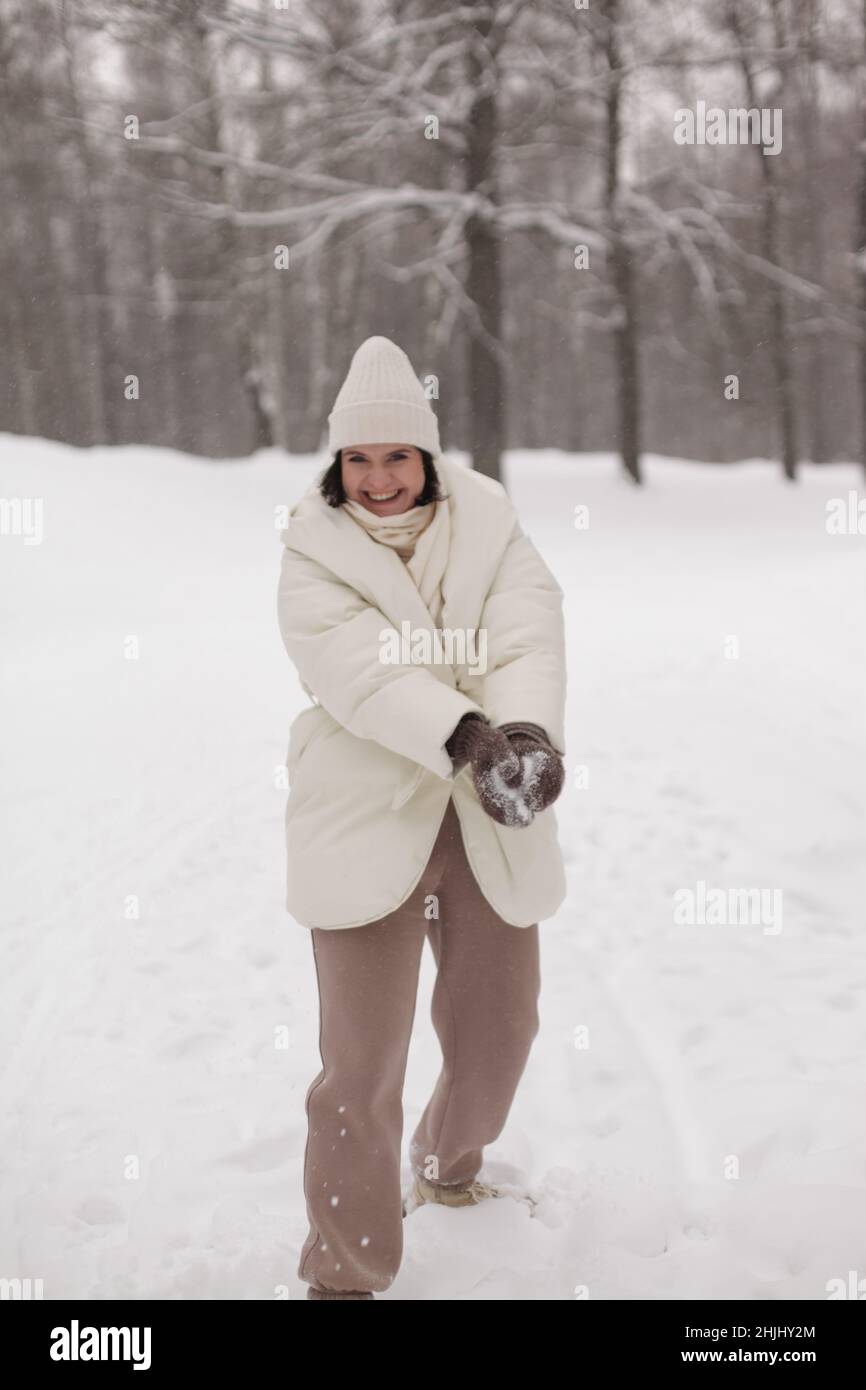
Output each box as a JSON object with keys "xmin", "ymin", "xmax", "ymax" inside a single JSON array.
[
  {"xmin": 859, "ymin": 0, "xmax": 866, "ymax": 477},
  {"xmin": 597, "ymin": 0, "xmax": 642, "ymax": 484},
  {"xmin": 57, "ymin": 0, "xmax": 115, "ymax": 444},
  {"xmin": 172, "ymin": 0, "xmax": 275, "ymax": 448},
  {"xmin": 131, "ymin": 0, "xmax": 607, "ymax": 482},
  {"xmin": 725, "ymin": 0, "xmax": 797, "ymax": 480},
  {"xmin": 2, "ymin": 0, "xmax": 863, "ymax": 475},
  {"xmin": 462, "ymin": 8, "xmax": 507, "ymax": 480}
]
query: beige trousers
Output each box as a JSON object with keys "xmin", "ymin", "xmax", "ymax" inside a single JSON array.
[{"xmin": 297, "ymin": 796, "xmax": 541, "ymax": 1296}]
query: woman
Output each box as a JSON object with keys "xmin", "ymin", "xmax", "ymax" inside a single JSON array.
[{"xmin": 277, "ymin": 335, "xmax": 568, "ymax": 1300}]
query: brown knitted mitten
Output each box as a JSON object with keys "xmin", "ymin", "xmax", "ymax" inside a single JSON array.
[
  {"xmin": 498, "ymin": 721, "xmax": 565, "ymax": 812},
  {"xmin": 445, "ymin": 713, "xmax": 531, "ymax": 827}
]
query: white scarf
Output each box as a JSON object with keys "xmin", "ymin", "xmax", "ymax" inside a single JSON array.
[{"xmin": 343, "ymin": 497, "xmax": 451, "ymax": 625}]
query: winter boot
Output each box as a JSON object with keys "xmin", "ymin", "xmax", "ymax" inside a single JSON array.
[
  {"xmin": 411, "ymin": 1172, "xmax": 539, "ymax": 1214},
  {"xmin": 412, "ymin": 1173, "xmax": 504, "ymax": 1208}
]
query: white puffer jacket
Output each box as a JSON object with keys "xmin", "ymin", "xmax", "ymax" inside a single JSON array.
[{"xmin": 276, "ymin": 455, "xmax": 567, "ymax": 929}]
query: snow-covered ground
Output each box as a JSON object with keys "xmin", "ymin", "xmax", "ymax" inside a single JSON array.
[{"xmin": 2, "ymin": 435, "xmax": 865, "ymax": 1301}]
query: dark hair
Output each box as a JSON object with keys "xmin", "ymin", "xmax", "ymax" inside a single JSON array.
[{"xmin": 318, "ymin": 447, "xmax": 448, "ymax": 508}]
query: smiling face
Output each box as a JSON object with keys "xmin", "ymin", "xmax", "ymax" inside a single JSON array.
[{"xmin": 340, "ymin": 443, "xmax": 426, "ymax": 515}]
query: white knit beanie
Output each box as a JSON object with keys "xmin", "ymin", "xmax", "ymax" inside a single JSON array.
[{"xmin": 328, "ymin": 335, "xmax": 441, "ymax": 456}]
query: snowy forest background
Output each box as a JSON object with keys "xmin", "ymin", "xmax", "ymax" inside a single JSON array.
[{"xmin": 3, "ymin": 0, "xmax": 866, "ymax": 484}]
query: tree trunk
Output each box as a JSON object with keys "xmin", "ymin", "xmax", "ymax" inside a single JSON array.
[
  {"xmin": 58, "ymin": 0, "xmax": 114, "ymax": 445},
  {"xmin": 799, "ymin": 0, "xmax": 828, "ymax": 463},
  {"xmin": 730, "ymin": 0, "xmax": 797, "ymax": 480},
  {"xmin": 763, "ymin": 180, "xmax": 797, "ymax": 480},
  {"xmin": 189, "ymin": 9, "xmax": 274, "ymax": 452},
  {"xmin": 603, "ymin": 0, "xmax": 642, "ymax": 484},
  {"xmin": 860, "ymin": 0, "xmax": 866, "ymax": 477},
  {"xmin": 463, "ymin": 13, "xmax": 505, "ymax": 482}
]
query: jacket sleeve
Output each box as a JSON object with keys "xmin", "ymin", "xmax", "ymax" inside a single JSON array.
[
  {"xmin": 277, "ymin": 545, "xmax": 485, "ymax": 779},
  {"xmin": 479, "ymin": 520, "xmax": 567, "ymax": 757}
]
